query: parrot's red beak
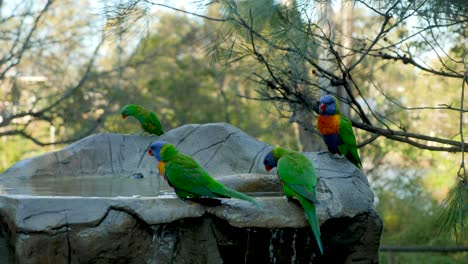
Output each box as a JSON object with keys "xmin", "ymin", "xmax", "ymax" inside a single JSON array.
[
  {"xmin": 319, "ymin": 103, "xmax": 326, "ymax": 112},
  {"xmin": 265, "ymin": 165, "xmax": 273, "ymax": 172},
  {"xmin": 122, "ymin": 114, "xmax": 127, "ymax": 119},
  {"xmin": 148, "ymin": 149, "xmax": 153, "ymax": 156}
]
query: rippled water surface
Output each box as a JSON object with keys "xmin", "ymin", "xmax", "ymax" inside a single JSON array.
[
  {"xmin": 0, "ymin": 174, "xmax": 166, "ymax": 196},
  {"xmin": 0, "ymin": 174, "xmax": 284, "ymax": 198}
]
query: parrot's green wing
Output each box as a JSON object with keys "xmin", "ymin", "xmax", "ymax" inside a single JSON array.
[
  {"xmin": 338, "ymin": 115, "xmax": 362, "ymax": 168},
  {"xmin": 286, "ymin": 184, "xmax": 318, "ymax": 204},
  {"xmin": 173, "ymin": 188, "xmax": 198, "ymax": 199},
  {"xmin": 277, "ymin": 152, "xmax": 317, "ymax": 196},
  {"xmin": 165, "ymin": 154, "xmax": 260, "ymax": 207},
  {"xmin": 148, "ymin": 111, "xmax": 164, "ymax": 135},
  {"xmin": 164, "ymin": 155, "xmax": 220, "ymax": 197}
]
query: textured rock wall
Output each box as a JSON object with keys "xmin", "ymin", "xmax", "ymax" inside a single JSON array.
[
  {"xmin": 0, "ymin": 204, "xmax": 381, "ymax": 264},
  {"xmin": 0, "ymin": 123, "xmax": 270, "ymax": 182}
]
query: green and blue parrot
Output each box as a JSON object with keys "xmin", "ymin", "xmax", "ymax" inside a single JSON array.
[
  {"xmin": 121, "ymin": 104, "xmax": 164, "ymax": 136},
  {"xmin": 263, "ymin": 147, "xmax": 323, "ymax": 254},
  {"xmin": 148, "ymin": 140, "xmax": 260, "ymax": 207},
  {"xmin": 317, "ymin": 95, "xmax": 362, "ymax": 168}
]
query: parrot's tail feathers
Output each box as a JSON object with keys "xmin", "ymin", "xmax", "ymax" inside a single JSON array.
[
  {"xmin": 213, "ymin": 187, "xmax": 262, "ymax": 208},
  {"xmin": 296, "ymin": 195, "xmax": 323, "ymax": 254},
  {"xmin": 346, "ymin": 152, "xmax": 362, "ymax": 168}
]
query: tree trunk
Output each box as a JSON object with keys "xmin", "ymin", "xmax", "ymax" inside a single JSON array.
[{"xmin": 337, "ymin": 1, "xmax": 354, "ymax": 117}]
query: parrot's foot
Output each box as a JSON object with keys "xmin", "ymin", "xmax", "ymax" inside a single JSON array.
[
  {"xmin": 333, "ymin": 153, "xmax": 345, "ymax": 159},
  {"xmin": 284, "ymin": 196, "xmax": 301, "ymax": 207},
  {"xmin": 130, "ymin": 172, "xmax": 144, "ymax": 179}
]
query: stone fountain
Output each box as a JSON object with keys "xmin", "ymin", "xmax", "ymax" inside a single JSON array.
[{"xmin": 0, "ymin": 123, "xmax": 382, "ymax": 263}]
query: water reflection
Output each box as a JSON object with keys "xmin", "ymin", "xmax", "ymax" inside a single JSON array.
[
  {"xmin": 0, "ymin": 174, "xmax": 285, "ymax": 198},
  {"xmin": 0, "ymin": 174, "xmax": 169, "ymax": 197}
]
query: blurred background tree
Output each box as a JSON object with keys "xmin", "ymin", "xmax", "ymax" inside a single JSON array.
[
  {"xmin": 0, "ymin": 0, "xmax": 466, "ymax": 262},
  {"xmin": 0, "ymin": 0, "xmax": 108, "ymax": 163}
]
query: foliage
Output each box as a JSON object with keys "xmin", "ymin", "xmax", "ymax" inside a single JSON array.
[
  {"xmin": 375, "ymin": 169, "xmax": 467, "ymax": 263},
  {"xmin": 102, "ymin": 12, "xmax": 302, "ymax": 149},
  {"xmin": 439, "ymin": 180, "xmax": 468, "ymax": 241},
  {"xmin": 0, "ymin": 0, "xmax": 106, "ymax": 146}
]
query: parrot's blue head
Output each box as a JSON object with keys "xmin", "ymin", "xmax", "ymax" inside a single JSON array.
[
  {"xmin": 263, "ymin": 150, "xmax": 278, "ymax": 172},
  {"xmin": 148, "ymin": 140, "xmax": 168, "ymax": 161},
  {"xmin": 319, "ymin": 94, "xmax": 338, "ymax": 115}
]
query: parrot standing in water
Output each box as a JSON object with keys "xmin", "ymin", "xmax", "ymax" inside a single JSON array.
[
  {"xmin": 317, "ymin": 95, "xmax": 362, "ymax": 168},
  {"xmin": 148, "ymin": 141, "xmax": 260, "ymax": 207},
  {"xmin": 120, "ymin": 104, "xmax": 164, "ymax": 136},
  {"xmin": 263, "ymin": 147, "xmax": 323, "ymax": 254}
]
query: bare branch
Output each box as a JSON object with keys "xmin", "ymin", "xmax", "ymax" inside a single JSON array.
[
  {"xmin": 146, "ymin": 0, "xmax": 467, "ymax": 154},
  {"xmin": 458, "ymin": 65, "xmax": 467, "ymax": 178},
  {"xmin": 0, "ymin": 35, "xmax": 104, "ymax": 128},
  {"xmin": 143, "ymin": 0, "xmax": 230, "ymax": 22},
  {"xmin": 0, "ymin": 0, "xmax": 53, "ymax": 80},
  {"xmin": 375, "ymin": 83, "xmax": 468, "ymax": 112},
  {"xmin": 358, "ymin": 134, "xmax": 380, "ymax": 148},
  {"xmin": 371, "ymin": 51, "xmax": 463, "ymax": 78},
  {"xmin": 0, "ymin": 116, "xmax": 104, "ymax": 146},
  {"xmin": 347, "ymin": 2, "xmax": 394, "ymax": 72},
  {"xmin": 353, "ymin": 121, "xmax": 466, "ymax": 152}
]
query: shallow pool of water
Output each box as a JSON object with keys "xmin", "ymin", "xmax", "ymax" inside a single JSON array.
[
  {"xmin": 0, "ymin": 174, "xmax": 165, "ymax": 197},
  {"xmin": 0, "ymin": 173, "xmax": 285, "ymax": 198}
]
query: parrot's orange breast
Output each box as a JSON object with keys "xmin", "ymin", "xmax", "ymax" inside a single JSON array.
[
  {"xmin": 158, "ymin": 161, "xmax": 166, "ymax": 176},
  {"xmin": 317, "ymin": 115, "xmax": 340, "ymax": 135}
]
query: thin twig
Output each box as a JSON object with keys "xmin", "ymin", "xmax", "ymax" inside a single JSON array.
[
  {"xmin": 358, "ymin": 134, "xmax": 380, "ymax": 148},
  {"xmin": 458, "ymin": 66, "xmax": 467, "ymax": 178},
  {"xmin": 347, "ymin": 3, "xmax": 393, "ymax": 72},
  {"xmin": 0, "ymin": 35, "xmax": 105, "ymax": 127},
  {"xmin": 0, "ymin": 0, "xmax": 53, "ymax": 80},
  {"xmin": 370, "ymin": 52, "xmax": 463, "ymax": 78},
  {"xmin": 143, "ymin": 1, "xmax": 231, "ymax": 22}
]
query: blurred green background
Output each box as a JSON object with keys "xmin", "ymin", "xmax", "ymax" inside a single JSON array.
[{"xmin": 0, "ymin": 1, "xmax": 466, "ymax": 263}]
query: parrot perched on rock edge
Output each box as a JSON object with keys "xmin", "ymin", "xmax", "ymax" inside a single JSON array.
[
  {"xmin": 121, "ymin": 104, "xmax": 164, "ymax": 136},
  {"xmin": 263, "ymin": 147, "xmax": 323, "ymax": 254},
  {"xmin": 317, "ymin": 95, "xmax": 362, "ymax": 168},
  {"xmin": 148, "ymin": 140, "xmax": 261, "ymax": 208}
]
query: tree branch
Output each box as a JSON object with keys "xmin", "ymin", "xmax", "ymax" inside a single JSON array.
[
  {"xmin": 457, "ymin": 66, "xmax": 467, "ymax": 178},
  {"xmin": 0, "ymin": 116, "xmax": 103, "ymax": 146},
  {"xmin": 143, "ymin": 0, "xmax": 231, "ymax": 22},
  {"xmin": 353, "ymin": 121, "xmax": 466, "ymax": 152},
  {"xmin": 0, "ymin": 35, "xmax": 104, "ymax": 128},
  {"xmin": 0, "ymin": 0, "xmax": 53, "ymax": 80}
]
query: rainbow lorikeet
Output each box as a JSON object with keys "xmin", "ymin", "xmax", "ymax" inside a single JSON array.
[
  {"xmin": 120, "ymin": 104, "xmax": 164, "ymax": 136},
  {"xmin": 317, "ymin": 95, "xmax": 362, "ymax": 168},
  {"xmin": 263, "ymin": 147, "xmax": 323, "ymax": 254},
  {"xmin": 148, "ymin": 141, "xmax": 260, "ymax": 207}
]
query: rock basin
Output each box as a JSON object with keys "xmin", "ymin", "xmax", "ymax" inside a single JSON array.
[{"xmin": 0, "ymin": 123, "xmax": 382, "ymax": 263}]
